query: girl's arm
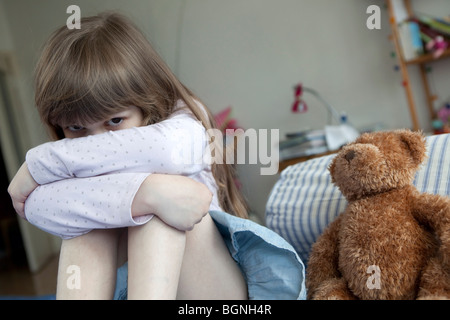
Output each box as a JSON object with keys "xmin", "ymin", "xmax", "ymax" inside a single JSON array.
[
  {"xmin": 26, "ymin": 109, "xmax": 210, "ymax": 185},
  {"xmin": 7, "ymin": 162, "xmax": 38, "ymax": 219},
  {"xmin": 24, "ymin": 173, "xmax": 212, "ymax": 239},
  {"xmin": 25, "ymin": 172, "xmax": 150, "ymax": 239}
]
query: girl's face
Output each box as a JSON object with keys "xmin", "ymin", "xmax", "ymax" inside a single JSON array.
[{"xmin": 62, "ymin": 106, "xmax": 144, "ymax": 138}]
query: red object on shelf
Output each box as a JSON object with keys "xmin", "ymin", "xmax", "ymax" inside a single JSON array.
[{"xmin": 292, "ymin": 83, "xmax": 308, "ymax": 113}]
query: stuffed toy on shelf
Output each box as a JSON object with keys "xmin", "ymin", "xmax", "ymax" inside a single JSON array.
[{"xmin": 433, "ymin": 103, "xmax": 450, "ymax": 134}]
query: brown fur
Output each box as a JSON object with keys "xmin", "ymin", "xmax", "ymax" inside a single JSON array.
[{"xmin": 306, "ymin": 129, "xmax": 450, "ymax": 299}]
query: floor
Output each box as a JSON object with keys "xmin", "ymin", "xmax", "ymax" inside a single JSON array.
[{"xmin": 0, "ymin": 254, "xmax": 58, "ymax": 297}]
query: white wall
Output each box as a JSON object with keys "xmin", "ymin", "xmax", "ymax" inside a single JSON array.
[
  {"xmin": 0, "ymin": 0, "xmax": 13, "ymax": 50},
  {"xmin": 1, "ymin": 0, "xmax": 449, "ymax": 220}
]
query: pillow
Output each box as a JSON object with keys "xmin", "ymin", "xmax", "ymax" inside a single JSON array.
[{"xmin": 265, "ymin": 133, "xmax": 450, "ymax": 264}]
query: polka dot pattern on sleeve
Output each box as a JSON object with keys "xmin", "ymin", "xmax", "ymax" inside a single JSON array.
[{"xmin": 25, "ymin": 173, "xmax": 152, "ymax": 239}]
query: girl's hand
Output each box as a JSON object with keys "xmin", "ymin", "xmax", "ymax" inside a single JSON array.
[
  {"xmin": 132, "ymin": 174, "xmax": 212, "ymax": 231},
  {"xmin": 7, "ymin": 162, "xmax": 39, "ymax": 219}
]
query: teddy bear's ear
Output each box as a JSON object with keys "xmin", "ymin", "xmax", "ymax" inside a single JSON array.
[{"xmin": 397, "ymin": 129, "xmax": 427, "ymax": 166}]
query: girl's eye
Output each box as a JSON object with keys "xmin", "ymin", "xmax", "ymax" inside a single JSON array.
[
  {"xmin": 107, "ymin": 118, "xmax": 124, "ymax": 126},
  {"xmin": 67, "ymin": 125, "xmax": 85, "ymax": 132}
]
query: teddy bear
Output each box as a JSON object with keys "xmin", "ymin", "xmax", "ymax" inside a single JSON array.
[{"xmin": 306, "ymin": 129, "xmax": 450, "ymax": 299}]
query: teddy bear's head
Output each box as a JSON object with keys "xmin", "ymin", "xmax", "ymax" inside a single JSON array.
[{"xmin": 329, "ymin": 129, "xmax": 427, "ymax": 201}]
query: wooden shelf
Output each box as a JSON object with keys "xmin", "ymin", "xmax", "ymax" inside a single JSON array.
[
  {"xmin": 405, "ymin": 48, "xmax": 450, "ymax": 65},
  {"xmin": 386, "ymin": 0, "xmax": 450, "ymax": 131}
]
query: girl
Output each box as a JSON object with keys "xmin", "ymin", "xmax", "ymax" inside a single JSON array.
[{"xmin": 9, "ymin": 12, "xmax": 306, "ymax": 300}]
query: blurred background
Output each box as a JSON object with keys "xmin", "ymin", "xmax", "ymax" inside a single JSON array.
[{"xmin": 0, "ymin": 0, "xmax": 449, "ymax": 297}]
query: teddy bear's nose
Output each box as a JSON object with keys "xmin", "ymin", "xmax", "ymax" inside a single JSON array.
[{"xmin": 345, "ymin": 150, "xmax": 356, "ymax": 162}]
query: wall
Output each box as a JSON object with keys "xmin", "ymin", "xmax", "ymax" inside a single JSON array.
[
  {"xmin": 1, "ymin": 0, "xmax": 62, "ymax": 270},
  {"xmin": 0, "ymin": 0, "xmax": 13, "ymax": 51},
  {"xmin": 1, "ymin": 0, "xmax": 449, "ymax": 221}
]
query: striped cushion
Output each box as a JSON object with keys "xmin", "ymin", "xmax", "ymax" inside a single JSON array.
[{"xmin": 265, "ymin": 133, "xmax": 450, "ymax": 263}]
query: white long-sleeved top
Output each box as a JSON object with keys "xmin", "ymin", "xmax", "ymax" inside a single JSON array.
[{"xmin": 25, "ymin": 101, "xmax": 221, "ymax": 239}]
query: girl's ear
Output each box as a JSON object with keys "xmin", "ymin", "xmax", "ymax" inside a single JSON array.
[{"xmin": 397, "ymin": 129, "xmax": 427, "ymax": 167}]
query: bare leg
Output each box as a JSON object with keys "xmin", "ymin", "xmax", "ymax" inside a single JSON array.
[
  {"xmin": 56, "ymin": 229, "xmax": 120, "ymax": 300},
  {"xmin": 177, "ymin": 214, "xmax": 247, "ymax": 300},
  {"xmin": 127, "ymin": 216, "xmax": 186, "ymax": 299},
  {"xmin": 127, "ymin": 214, "xmax": 246, "ymax": 300}
]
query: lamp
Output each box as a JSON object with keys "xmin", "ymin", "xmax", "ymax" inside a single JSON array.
[{"xmin": 291, "ymin": 83, "xmax": 360, "ymax": 150}]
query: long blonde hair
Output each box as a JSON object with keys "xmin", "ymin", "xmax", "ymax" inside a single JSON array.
[{"xmin": 34, "ymin": 12, "xmax": 248, "ymax": 218}]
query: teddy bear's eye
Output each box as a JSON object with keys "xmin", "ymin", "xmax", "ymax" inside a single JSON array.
[{"xmin": 345, "ymin": 150, "xmax": 356, "ymax": 162}]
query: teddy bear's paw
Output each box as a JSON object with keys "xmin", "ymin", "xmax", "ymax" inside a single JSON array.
[
  {"xmin": 311, "ymin": 278, "xmax": 356, "ymax": 300},
  {"xmin": 312, "ymin": 291, "xmax": 355, "ymax": 300},
  {"xmin": 417, "ymin": 295, "xmax": 450, "ymax": 300},
  {"xmin": 325, "ymin": 294, "xmax": 349, "ymax": 300}
]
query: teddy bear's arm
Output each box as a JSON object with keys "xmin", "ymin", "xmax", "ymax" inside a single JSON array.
[
  {"xmin": 410, "ymin": 192, "xmax": 450, "ymax": 266},
  {"xmin": 306, "ymin": 215, "xmax": 355, "ymax": 299}
]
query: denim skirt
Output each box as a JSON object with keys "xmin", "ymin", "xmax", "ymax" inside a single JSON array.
[{"xmin": 114, "ymin": 210, "xmax": 306, "ymax": 300}]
